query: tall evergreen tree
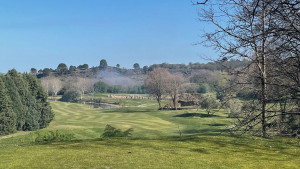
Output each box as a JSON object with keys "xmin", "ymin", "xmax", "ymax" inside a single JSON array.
[
  {"xmin": 4, "ymin": 74, "xmax": 26, "ymax": 130},
  {"xmin": 0, "ymin": 69, "xmax": 54, "ymax": 135},
  {"xmin": 24, "ymin": 73, "xmax": 54, "ymax": 129},
  {"xmin": 22, "ymin": 73, "xmax": 40, "ymax": 131},
  {"xmin": 0, "ymin": 75, "xmax": 16, "ymax": 135},
  {"xmin": 6, "ymin": 69, "xmax": 37, "ymax": 131}
]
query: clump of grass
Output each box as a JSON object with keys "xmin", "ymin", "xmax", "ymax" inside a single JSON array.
[
  {"xmin": 101, "ymin": 124, "xmax": 133, "ymax": 138},
  {"xmin": 35, "ymin": 130, "xmax": 74, "ymax": 144}
]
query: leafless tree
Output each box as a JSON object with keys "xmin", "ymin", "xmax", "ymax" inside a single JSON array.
[
  {"xmin": 40, "ymin": 76, "xmax": 62, "ymax": 98},
  {"xmin": 49, "ymin": 77, "xmax": 62, "ymax": 97},
  {"xmin": 165, "ymin": 73, "xmax": 185, "ymax": 110},
  {"xmin": 145, "ymin": 68, "xmax": 171, "ymax": 109},
  {"xmin": 73, "ymin": 77, "xmax": 97, "ymax": 101},
  {"xmin": 40, "ymin": 78, "xmax": 50, "ymax": 95},
  {"xmin": 197, "ymin": 0, "xmax": 299, "ymax": 137}
]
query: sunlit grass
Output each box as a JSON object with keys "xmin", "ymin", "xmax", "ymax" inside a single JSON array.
[{"xmin": 0, "ymin": 94, "xmax": 299, "ymax": 168}]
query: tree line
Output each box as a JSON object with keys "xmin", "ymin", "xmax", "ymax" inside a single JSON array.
[
  {"xmin": 32, "ymin": 58, "xmax": 247, "ymax": 78},
  {"xmin": 0, "ymin": 69, "xmax": 54, "ymax": 136}
]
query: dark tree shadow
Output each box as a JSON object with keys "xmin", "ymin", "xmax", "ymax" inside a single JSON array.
[
  {"xmin": 208, "ymin": 123, "xmax": 227, "ymax": 127},
  {"xmin": 182, "ymin": 129, "xmax": 228, "ymax": 136},
  {"xmin": 174, "ymin": 113, "xmax": 219, "ymax": 118}
]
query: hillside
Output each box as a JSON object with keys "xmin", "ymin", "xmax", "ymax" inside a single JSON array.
[{"xmin": 36, "ymin": 59, "xmax": 248, "ymax": 85}]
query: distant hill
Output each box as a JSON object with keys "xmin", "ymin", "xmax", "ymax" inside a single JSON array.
[{"xmin": 36, "ymin": 59, "xmax": 248, "ymax": 85}]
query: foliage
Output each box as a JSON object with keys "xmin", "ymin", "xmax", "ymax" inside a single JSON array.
[
  {"xmin": 93, "ymin": 81, "xmax": 109, "ymax": 93},
  {"xmin": 69, "ymin": 65, "xmax": 76, "ymax": 72},
  {"xmin": 99, "ymin": 59, "xmax": 108, "ymax": 70},
  {"xmin": 30, "ymin": 68, "xmax": 37, "ymax": 74},
  {"xmin": 4, "ymin": 72, "xmax": 26, "ymax": 130},
  {"xmin": 142, "ymin": 65, "xmax": 148, "ymax": 74},
  {"xmin": 197, "ymin": 83, "xmax": 207, "ymax": 93},
  {"xmin": 0, "ymin": 70, "xmax": 53, "ymax": 135},
  {"xmin": 133, "ymin": 63, "xmax": 140, "ymax": 70},
  {"xmin": 34, "ymin": 130, "xmax": 74, "ymax": 144},
  {"xmin": 56, "ymin": 63, "xmax": 68, "ymax": 75},
  {"xmin": 94, "ymin": 81, "xmax": 145, "ymax": 94},
  {"xmin": 215, "ymin": 72, "xmax": 230, "ymax": 101},
  {"xmin": 101, "ymin": 124, "xmax": 133, "ymax": 138},
  {"xmin": 198, "ymin": 95, "xmax": 220, "ymax": 114},
  {"xmin": 228, "ymin": 99, "xmax": 243, "ymax": 118},
  {"xmin": 60, "ymin": 91, "xmax": 79, "ymax": 102},
  {"xmin": 0, "ymin": 75, "xmax": 16, "ymax": 135},
  {"xmin": 24, "ymin": 73, "xmax": 54, "ymax": 129},
  {"xmin": 127, "ymin": 85, "xmax": 145, "ymax": 94},
  {"xmin": 77, "ymin": 64, "xmax": 89, "ymax": 70},
  {"xmin": 107, "ymin": 85, "xmax": 123, "ymax": 93},
  {"xmin": 42, "ymin": 68, "xmax": 52, "ymax": 77}
]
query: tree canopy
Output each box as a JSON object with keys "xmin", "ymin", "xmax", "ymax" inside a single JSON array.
[{"xmin": 0, "ymin": 69, "xmax": 54, "ymax": 135}]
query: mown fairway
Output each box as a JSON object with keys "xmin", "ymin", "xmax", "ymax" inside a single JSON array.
[
  {"xmin": 48, "ymin": 97, "xmax": 231, "ymax": 139},
  {"xmin": 0, "ymin": 95, "xmax": 300, "ymax": 169}
]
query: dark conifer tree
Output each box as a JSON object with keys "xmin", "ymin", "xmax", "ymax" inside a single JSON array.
[
  {"xmin": 6, "ymin": 69, "xmax": 37, "ymax": 131},
  {"xmin": 24, "ymin": 73, "xmax": 54, "ymax": 129},
  {"xmin": 4, "ymin": 74, "xmax": 26, "ymax": 130},
  {"xmin": 0, "ymin": 69, "xmax": 54, "ymax": 135},
  {"xmin": 7, "ymin": 69, "xmax": 29, "ymax": 130},
  {"xmin": 0, "ymin": 75, "xmax": 16, "ymax": 135}
]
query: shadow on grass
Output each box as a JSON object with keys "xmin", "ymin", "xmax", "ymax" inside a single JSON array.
[
  {"xmin": 103, "ymin": 108, "xmax": 156, "ymax": 114},
  {"xmin": 174, "ymin": 113, "xmax": 219, "ymax": 118},
  {"xmin": 190, "ymin": 148, "xmax": 210, "ymax": 154},
  {"xmin": 208, "ymin": 123, "xmax": 227, "ymax": 127},
  {"xmin": 182, "ymin": 128, "xmax": 229, "ymax": 136}
]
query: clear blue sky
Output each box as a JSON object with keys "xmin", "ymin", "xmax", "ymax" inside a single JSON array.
[{"xmin": 0, "ymin": 0, "xmax": 216, "ymax": 73}]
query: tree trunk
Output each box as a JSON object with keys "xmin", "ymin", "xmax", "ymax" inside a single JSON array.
[
  {"xmin": 172, "ymin": 94, "xmax": 178, "ymax": 110},
  {"xmin": 157, "ymin": 96, "xmax": 162, "ymax": 109},
  {"xmin": 261, "ymin": 0, "xmax": 267, "ymax": 137}
]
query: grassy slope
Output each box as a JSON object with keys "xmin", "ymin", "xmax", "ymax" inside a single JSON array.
[{"xmin": 0, "ymin": 94, "xmax": 299, "ymax": 169}]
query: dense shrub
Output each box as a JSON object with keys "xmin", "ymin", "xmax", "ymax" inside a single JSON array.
[
  {"xmin": 127, "ymin": 85, "xmax": 145, "ymax": 94},
  {"xmin": 197, "ymin": 83, "xmax": 207, "ymax": 93},
  {"xmin": 198, "ymin": 95, "xmax": 220, "ymax": 114},
  {"xmin": 94, "ymin": 81, "xmax": 109, "ymax": 93},
  {"xmin": 35, "ymin": 130, "xmax": 74, "ymax": 144},
  {"xmin": 101, "ymin": 124, "xmax": 133, "ymax": 138},
  {"xmin": 107, "ymin": 85, "xmax": 123, "ymax": 93},
  {"xmin": 60, "ymin": 91, "xmax": 79, "ymax": 102}
]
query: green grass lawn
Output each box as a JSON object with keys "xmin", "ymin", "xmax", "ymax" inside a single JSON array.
[{"xmin": 0, "ymin": 94, "xmax": 299, "ymax": 169}]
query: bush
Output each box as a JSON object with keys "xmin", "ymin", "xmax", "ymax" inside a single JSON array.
[
  {"xmin": 35, "ymin": 130, "xmax": 74, "ymax": 144},
  {"xmin": 60, "ymin": 91, "xmax": 79, "ymax": 102},
  {"xmin": 197, "ymin": 83, "xmax": 207, "ymax": 93},
  {"xmin": 101, "ymin": 124, "xmax": 133, "ymax": 138},
  {"xmin": 198, "ymin": 95, "xmax": 220, "ymax": 114},
  {"xmin": 107, "ymin": 85, "xmax": 124, "ymax": 93},
  {"xmin": 94, "ymin": 81, "xmax": 109, "ymax": 93},
  {"xmin": 228, "ymin": 99, "xmax": 243, "ymax": 118},
  {"xmin": 127, "ymin": 85, "xmax": 145, "ymax": 94}
]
